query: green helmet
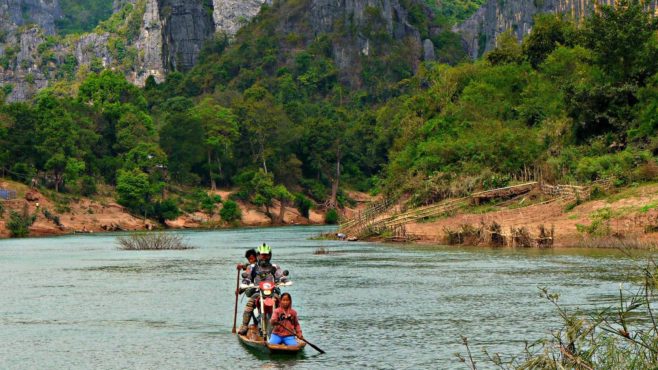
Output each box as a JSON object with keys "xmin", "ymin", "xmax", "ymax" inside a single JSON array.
[{"xmin": 257, "ymin": 243, "xmax": 271, "ymax": 255}]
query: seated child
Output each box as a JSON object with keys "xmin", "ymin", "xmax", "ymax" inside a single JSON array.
[{"xmin": 269, "ymin": 293, "xmax": 302, "ymax": 346}]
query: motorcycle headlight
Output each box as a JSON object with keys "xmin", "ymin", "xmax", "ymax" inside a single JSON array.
[{"xmin": 264, "ymin": 289, "xmax": 272, "ymax": 295}]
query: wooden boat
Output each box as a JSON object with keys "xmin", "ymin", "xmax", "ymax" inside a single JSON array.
[{"xmin": 237, "ymin": 325, "xmax": 306, "ymax": 354}]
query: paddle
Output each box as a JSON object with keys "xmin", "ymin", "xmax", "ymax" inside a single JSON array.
[
  {"xmin": 275, "ymin": 323, "xmax": 326, "ymax": 354},
  {"xmin": 232, "ymin": 267, "xmax": 241, "ymax": 334}
]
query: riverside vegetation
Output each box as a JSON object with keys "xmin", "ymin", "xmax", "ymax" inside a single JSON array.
[
  {"xmin": 458, "ymin": 255, "xmax": 658, "ymax": 369},
  {"xmin": 0, "ymin": 0, "xmax": 657, "ymax": 232}
]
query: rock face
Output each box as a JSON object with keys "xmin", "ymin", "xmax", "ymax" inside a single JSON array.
[
  {"xmin": 423, "ymin": 38, "xmax": 436, "ymax": 61},
  {"xmin": 0, "ymin": 0, "xmax": 62, "ymax": 35},
  {"xmin": 160, "ymin": 0, "xmax": 215, "ymax": 71},
  {"xmin": 132, "ymin": 0, "xmax": 165, "ymax": 85},
  {"xmin": 74, "ymin": 33, "xmax": 112, "ymax": 67},
  {"xmin": 0, "ymin": 0, "xmax": 425, "ymax": 99},
  {"xmin": 455, "ymin": 0, "xmax": 658, "ymax": 58},
  {"xmin": 212, "ymin": 0, "xmax": 271, "ymax": 36},
  {"xmin": 291, "ymin": 0, "xmax": 423, "ymax": 86},
  {"xmin": 309, "ymin": 0, "xmax": 418, "ymax": 36},
  {"xmin": 0, "ymin": 28, "xmax": 48, "ymax": 101},
  {"xmin": 0, "ymin": 0, "xmax": 269, "ymax": 98}
]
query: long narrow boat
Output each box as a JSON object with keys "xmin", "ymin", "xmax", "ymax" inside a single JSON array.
[{"xmin": 237, "ymin": 325, "xmax": 306, "ymax": 354}]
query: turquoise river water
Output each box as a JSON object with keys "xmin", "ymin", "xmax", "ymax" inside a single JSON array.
[{"xmin": 0, "ymin": 226, "xmax": 646, "ymax": 369}]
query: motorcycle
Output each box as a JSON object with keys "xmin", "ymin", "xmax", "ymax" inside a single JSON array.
[{"xmin": 240, "ymin": 271, "xmax": 291, "ymax": 341}]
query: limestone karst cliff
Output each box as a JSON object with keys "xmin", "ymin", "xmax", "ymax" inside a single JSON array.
[
  {"xmin": 0, "ymin": 0, "xmax": 62, "ymax": 35},
  {"xmin": 0, "ymin": 0, "xmax": 269, "ymax": 101},
  {"xmin": 0, "ymin": 0, "xmax": 433, "ymax": 100},
  {"xmin": 455, "ymin": 0, "xmax": 658, "ymax": 58}
]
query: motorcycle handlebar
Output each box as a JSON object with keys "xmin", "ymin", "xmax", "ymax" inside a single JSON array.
[{"xmin": 239, "ymin": 281, "xmax": 293, "ymax": 290}]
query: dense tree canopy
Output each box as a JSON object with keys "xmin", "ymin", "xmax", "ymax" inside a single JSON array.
[{"xmin": 1, "ymin": 0, "xmax": 657, "ymax": 216}]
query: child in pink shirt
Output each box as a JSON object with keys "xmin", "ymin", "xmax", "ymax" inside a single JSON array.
[{"xmin": 269, "ymin": 293, "xmax": 302, "ymax": 346}]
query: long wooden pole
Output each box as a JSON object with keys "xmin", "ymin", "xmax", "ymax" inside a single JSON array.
[{"xmin": 232, "ymin": 268, "xmax": 240, "ymax": 334}]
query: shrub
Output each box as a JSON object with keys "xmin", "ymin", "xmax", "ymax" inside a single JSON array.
[
  {"xmin": 576, "ymin": 207, "xmax": 612, "ymax": 236},
  {"xmin": 575, "ymin": 150, "xmax": 651, "ymax": 183},
  {"xmin": 42, "ymin": 208, "xmax": 62, "ymax": 226},
  {"xmin": 153, "ymin": 199, "xmax": 181, "ymax": 223},
  {"xmin": 201, "ymin": 193, "xmax": 222, "ymax": 214},
  {"xmin": 117, "ymin": 232, "xmax": 193, "ymax": 250},
  {"xmin": 184, "ymin": 190, "xmax": 221, "ymax": 214},
  {"xmin": 632, "ymin": 161, "xmax": 658, "ymax": 182},
  {"xmin": 220, "ymin": 200, "xmax": 242, "ymax": 223},
  {"xmin": 80, "ymin": 176, "xmax": 97, "ymax": 196},
  {"xmin": 482, "ymin": 174, "xmax": 511, "ymax": 190},
  {"xmin": 294, "ymin": 193, "xmax": 313, "ymax": 218},
  {"xmin": 8, "ymin": 205, "xmax": 36, "ymax": 238},
  {"xmin": 325, "ymin": 208, "xmax": 339, "ymax": 224}
]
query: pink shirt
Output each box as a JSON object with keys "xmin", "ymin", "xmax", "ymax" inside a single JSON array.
[{"xmin": 270, "ymin": 306, "xmax": 302, "ymax": 338}]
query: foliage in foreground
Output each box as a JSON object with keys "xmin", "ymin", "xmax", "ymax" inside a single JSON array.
[
  {"xmin": 117, "ymin": 232, "xmax": 193, "ymax": 250},
  {"xmin": 460, "ymin": 256, "xmax": 658, "ymax": 369}
]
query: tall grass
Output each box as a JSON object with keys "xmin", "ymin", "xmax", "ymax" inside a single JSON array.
[{"xmin": 459, "ymin": 256, "xmax": 658, "ymax": 368}]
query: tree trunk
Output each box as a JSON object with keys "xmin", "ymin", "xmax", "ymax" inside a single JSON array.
[
  {"xmin": 329, "ymin": 146, "xmax": 341, "ymax": 209},
  {"xmin": 54, "ymin": 172, "xmax": 61, "ymax": 193},
  {"xmin": 162, "ymin": 168, "xmax": 169, "ymax": 199},
  {"xmin": 278, "ymin": 199, "xmax": 286, "ymax": 225},
  {"xmin": 259, "ymin": 138, "xmax": 268, "ymax": 174},
  {"xmin": 215, "ymin": 153, "xmax": 223, "ymax": 183},
  {"xmin": 208, "ymin": 149, "xmax": 216, "ymax": 191},
  {"xmin": 265, "ymin": 204, "xmax": 271, "ymax": 222}
]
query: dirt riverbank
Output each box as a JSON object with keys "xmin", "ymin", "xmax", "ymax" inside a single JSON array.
[
  {"xmin": 402, "ymin": 184, "xmax": 658, "ymax": 248},
  {"xmin": 0, "ymin": 180, "xmax": 368, "ymax": 238}
]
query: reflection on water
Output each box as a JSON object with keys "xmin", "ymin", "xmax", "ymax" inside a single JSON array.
[{"xmin": 0, "ymin": 227, "xmax": 649, "ymax": 369}]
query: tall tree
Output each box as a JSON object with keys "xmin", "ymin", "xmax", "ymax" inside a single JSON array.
[
  {"xmin": 34, "ymin": 91, "xmax": 95, "ymax": 192},
  {"xmin": 191, "ymin": 97, "xmax": 239, "ymax": 190},
  {"xmin": 159, "ymin": 111, "xmax": 205, "ymax": 184},
  {"xmin": 237, "ymin": 85, "xmax": 291, "ymax": 175}
]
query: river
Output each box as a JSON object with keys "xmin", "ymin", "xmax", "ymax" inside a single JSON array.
[{"xmin": 0, "ymin": 226, "xmax": 645, "ymax": 369}]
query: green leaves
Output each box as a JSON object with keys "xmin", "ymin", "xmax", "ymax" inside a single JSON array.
[
  {"xmin": 522, "ymin": 14, "xmax": 577, "ymax": 68},
  {"xmin": 220, "ymin": 200, "xmax": 242, "ymax": 223},
  {"xmin": 485, "ymin": 31, "xmax": 524, "ymax": 66},
  {"xmin": 582, "ymin": 0, "xmax": 658, "ymax": 82},
  {"xmin": 116, "ymin": 168, "xmax": 160, "ymax": 214},
  {"xmin": 7, "ymin": 206, "xmax": 36, "ymax": 238}
]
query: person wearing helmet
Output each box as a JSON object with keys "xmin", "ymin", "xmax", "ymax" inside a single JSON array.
[{"xmin": 237, "ymin": 243, "xmax": 288, "ymax": 335}]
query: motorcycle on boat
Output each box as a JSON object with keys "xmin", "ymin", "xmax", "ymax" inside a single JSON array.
[{"xmin": 236, "ymin": 272, "xmax": 306, "ymax": 354}]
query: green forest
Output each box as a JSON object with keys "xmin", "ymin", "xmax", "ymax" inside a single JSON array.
[{"xmin": 1, "ymin": 0, "xmax": 657, "ymax": 223}]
